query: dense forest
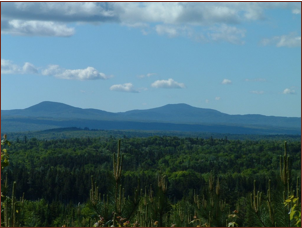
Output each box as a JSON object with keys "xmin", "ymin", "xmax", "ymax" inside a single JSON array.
[
  {"xmin": 1, "ymin": 133, "xmax": 301, "ymax": 227},
  {"xmin": 4, "ymin": 127, "xmax": 302, "ymax": 142}
]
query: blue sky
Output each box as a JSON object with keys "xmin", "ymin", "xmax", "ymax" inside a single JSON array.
[{"xmin": 1, "ymin": 2, "xmax": 301, "ymax": 117}]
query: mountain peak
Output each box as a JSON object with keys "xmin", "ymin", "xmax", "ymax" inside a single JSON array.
[
  {"xmin": 26, "ymin": 101, "xmax": 79, "ymax": 112},
  {"xmin": 162, "ymin": 103, "xmax": 194, "ymax": 108},
  {"xmin": 157, "ymin": 103, "xmax": 222, "ymax": 115},
  {"xmin": 1, "ymin": 101, "xmax": 300, "ymax": 134}
]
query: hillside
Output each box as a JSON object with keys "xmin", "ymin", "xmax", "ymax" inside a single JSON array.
[
  {"xmin": 1, "ymin": 101, "xmax": 300, "ymax": 134},
  {"xmin": 1, "ymin": 101, "xmax": 117, "ymax": 120}
]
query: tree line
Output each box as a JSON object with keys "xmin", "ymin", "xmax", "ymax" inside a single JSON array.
[{"xmin": 1, "ymin": 135, "xmax": 301, "ymax": 227}]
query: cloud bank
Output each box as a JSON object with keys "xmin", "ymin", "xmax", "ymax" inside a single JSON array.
[
  {"xmin": 1, "ymin": 59, "xmax": 110, "ymax": 80},
  {"xmin": 2, "ymin": 2, "xmax": 300, "ymax": 44},
  {"xmin": 1, "ymin": 20, "xmax": 74, "ymax": 37}
]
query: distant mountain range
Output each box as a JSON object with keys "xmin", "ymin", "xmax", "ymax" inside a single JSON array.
[{"xmin": 1, "ymin": 101, "xmax": 301, "ymax": 134}]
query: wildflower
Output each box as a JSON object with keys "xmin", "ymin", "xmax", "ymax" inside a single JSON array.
[
  {"xmin": 193, "ymin": 215, "xmax": 197, "ymax": 219},
  {"xmin": 154, "ymin": 221, "xmax": 159, "ymax": 226},
  {"xmin": 171, "ymin": 224, "xmax": 176, "ymax": 227},
  {"xmin": 233, "ymin": 210, "xmax": 238, "ymax": 214}
]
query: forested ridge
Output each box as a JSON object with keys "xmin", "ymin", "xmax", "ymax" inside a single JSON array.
[
  {"xmin": 2, "ymin": 102, "xmax": 300, "ymax": 134},
  {"xmin": 1, "ymin": 134, "xmax": 301, "ymax": 227},
  {"xmin": 4, "ymin": 127, "xmax": 302, "ymax": 142}
]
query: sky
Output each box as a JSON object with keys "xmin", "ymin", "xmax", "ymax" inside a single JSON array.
[{"xmin": 1, "ymin": 2, "xmax": 301, "ymax": 117}]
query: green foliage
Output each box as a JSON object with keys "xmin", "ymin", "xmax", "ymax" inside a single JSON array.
[
  {"xmin": 284, "ymin": 195, "xmax": 301, "ymax": 227},
  {"xmin": 1, "ymin": 135, "xmax": 301, "ymax": 227},
  {"xmin": 3, "ymin": 127, "xmax": 301, "ymax": 142},
  {"xmin": 1, "ymin": 136, "xmax": 25, "ymax": 227},
  {"xmin": 1, "ymin": 135, "xmax": 10, "ymax": 171}
]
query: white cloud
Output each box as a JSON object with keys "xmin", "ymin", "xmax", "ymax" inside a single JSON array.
[
  {"xmin": 2, "ymin": 2, "xmax": 300, "ymax": 40},
  {"xmin": 1, "ymin": 2, "xmax": 116, "ymax": 37},
  {"xmin": 1, "ymin": 59, "xmax": 38, "ymax": 74},
  {"xmin": 1, "ymin": 20, "xmax": 74, "ymax": 37},
  {"xmin": 1, "ymin": 59, "xmax": 21, "ymax": 74},
  {"xmin": 277, "ymin": 35, "xmax": 301, "ymax": 48},
  {"xmin": 41, "ymin": 65, "xmax": 61, "ymax": 76},
  {"xmin": 261, "ymin": 33, "xmax": 301, "ymax": 48},
  {"xmin": 155, "ymin": 25, "xmax": 179, "ymax": 37},
  {"xmin": 42, "ymin": 65, "xmax": 110, "ymax": 80},
  {"xmin": 2, "ymin": 59, "xmax": 111, "ymax": 80},
  {"xmin": 154, "ymin": 23, "xmax": 246, "ymax": 44},
  {"xmin": 292, "ymin": 8, "xmax": 301, "ymax": 14},
  {"xmin": 239, "ymin": 2, "xmax": 301, "ymax": 20},
  {"xmin": 155, "ymin": 24, "xmax": 195, "ymax": 39},
  {"xmin": 283, "ymin": 88, "xmax": 295, "ymax": 95},
  {"xmin": 215, "ymin": 97, "xmax": 221, "ymax": 100},
  {"xmin": 23, "ymin": 62, "xmax": 38, "ymax": 74},
  {"xmin": 209, "ymin": 24, "xmax": 245, "ymax": 44},
  {"xmin": 2, "ymin": 2, "xmax": 300, "ymax": 26},
  {"xmin": 222, "ymin": 79, "xmax": 232, "ymax": 84},
  {"xmin": 242, "ymin": 4, "xmax": 265, "ymax": 20},
  {"xmin": 2, "ymin": 2, "xmax": 118, "ymax": 23},
  {"xmin": 146, "ymin": 73, "xmax": 156, "ymax": 77},
  {"xmin": 138, "ymin": 73, "xmax": 156, "ymax": 78},
  {"xmin": 251, "ymin": 91, "xmax": 264, "ymax": 94},
  {"xmin": 151, "ymin": 78, "xmax": 185, "ymax": 89},
  {"xmin": 115, "ymin": 2, "xmax": 300, "ymax": 25},
  {"xmin": 110, "ymin": 83, "xmax": 139, "ymax": 93}
]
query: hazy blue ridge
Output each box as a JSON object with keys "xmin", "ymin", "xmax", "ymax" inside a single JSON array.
[{"xmin": 1, "ymin": 101, "xmax": 300, "ymax": 134}]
